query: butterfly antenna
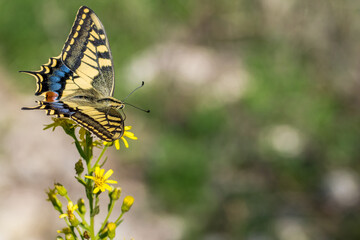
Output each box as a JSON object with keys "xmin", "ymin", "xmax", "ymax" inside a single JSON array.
[
  {"xmin": 122, "ymin": 81, "xmax": 145, "ymax": 101},
  {"xmin": 123, "ymin": 102, "xmax": 150, "ymax": 113}
]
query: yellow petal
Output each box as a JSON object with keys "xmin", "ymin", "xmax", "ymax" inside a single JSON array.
[
  {"xmin": 121, "ymin": 137, "xmax": 129, "ymax": 148},
  {"xmin": 115, "ymin": 139, "xmax": 120, "ymax": 150},
  {"xmin": 125, "ymin": 126, "xmax": 132, "ymax": 131},
  {"xmin": 99, "ymin": 168, "xmax": 105, "ymax": 176},
  {"xmin": 85, "ymin": 176, "xmax": 95, "ymax": 180},
  {"xmin": 99, "ymin": 185, "xmax": 106, "ymax": 192},
  {"xmin": 124, "ymin": 132, "xmax": 138, "ymax": 140},
  {"xmin": 104, "ymin": 184, "xmax": 113, "ymax": 191},
  {"xmin": 105, "ymin": 180, "xmax": 118, "ymax": 184},
  {"xmin": 93, "ymin": 187, "xmax": 100, "ymax": 194},
  {"xmin": 59, "ymin": 213, "xmax": 68, "ymax": 219},
  {"xmin": 104, "ymin": 169, "xmax": 114, "ymax": 179},
  {"xmin": 94, "ymin": 166, "xmax": 101, "ymax": 175}
]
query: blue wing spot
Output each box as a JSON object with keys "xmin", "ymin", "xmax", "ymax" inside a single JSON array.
[
  {"xmin": 54, "ymin": 70, "xmax": 65, "ymax": 78},
  {"xmin": 50, "ymin": 82, "xmax": 62, "ymax": 91},
  {"xmin": 49, "ymin": 76, "xmax": 61, "ymax": 82},
  {"xmin": 60, "ymin": 64, "xmax": 71, "ymax": 73}
]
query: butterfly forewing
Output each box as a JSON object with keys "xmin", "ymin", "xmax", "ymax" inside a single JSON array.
[{"xmin": 61, "ymin": 6, "xmax": 115, "ymax": 97}]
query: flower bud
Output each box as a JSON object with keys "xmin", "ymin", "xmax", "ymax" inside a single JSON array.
[
  {"xmin": 55, "ymin": 183, "xmax": 67, "ymax": 196},
  {"xmin": 69, "ymin": 216, "xmax": 79, "ymax": 227},
  {"xmin": 57, "ymin": 228, "xmax": 72, "ymax": 234},
  {"xmin": 109, "ymin": 187, "xmax": 122, "ymax": 201},
  {"xmin": 99, "ymin": 224, "xmax": 109, "ymax": 239},
  {"xmin": 75, "ymin": 160, "xmax": 84, "ymax": 175},
  {"xmin": 56, "ymin": 236, "xmax": 64, "ymax": 240},
  {"xmin": 121, "ymin": 196, "xmax": 134, "ymax": 213},
  {"xmin": 108, "ymin": 222, "xmax": 116, "ymax": 239},
  {"xmin": 65, "ymin": 233, "xmax": 75, "ymax": 240},
  {"xmin": 46, "ymin": 188, "xmax": 62, "ymax": 212},
  {"xmin": 77, "ymin": 198, "xmax": 86, "ymax": 214}
]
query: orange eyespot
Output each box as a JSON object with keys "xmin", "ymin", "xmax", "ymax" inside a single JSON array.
[{"xmin": 45, "ymin": 91, "xmax": 59, "ymax": 102}]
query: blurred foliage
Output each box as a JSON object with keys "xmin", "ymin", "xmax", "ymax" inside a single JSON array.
[{"xmin": 3, "ymin": 0, "xmax": 360, "ymax": 239}]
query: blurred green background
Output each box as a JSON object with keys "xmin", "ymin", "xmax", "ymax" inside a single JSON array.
[{"xmin": 1, "ymin": 0, "xmax": 360, "ymax": 239}]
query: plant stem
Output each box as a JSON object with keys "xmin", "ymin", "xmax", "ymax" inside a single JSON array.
[
  {"xmin": 115, "ymin": 212, "xmax": 124, "ymax": 226},
  {"xmin": 94, "ymin": 145, "xmax": 108, "ymax": 168},
  {"xmin": 98, "ymin": 199, "xmax": 115, "ymax": 235}
]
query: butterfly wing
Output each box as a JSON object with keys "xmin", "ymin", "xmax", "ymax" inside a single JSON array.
[
  {"xmin": 22, "ymin": 100, "xmax": 124, "ymax": 141},
  {"xmin": 61, "ymin": 6, "xmax": 115, "ymax": 97}
]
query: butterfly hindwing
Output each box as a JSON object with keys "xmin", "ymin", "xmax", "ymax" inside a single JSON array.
[
  {"xmin": 70, "ymin": 104, "xmax": 124, "ymax": 141},
  {"xmin": 23, "ymin": 100, "xmax": 124, "ymax": 142},
  {"xmin": 61, "ymin": 6, "xmax": 114, "ymax": 97},
  {"xmin": 20, "ymin": 56, "xmax": 73, "ymax": 99}
]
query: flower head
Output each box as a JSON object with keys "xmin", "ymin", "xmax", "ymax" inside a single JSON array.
[
  {"xmin": 104, "ymin": 126, "xmax": 138, "ymax": 150},
  {"xmin": 59, "ymin": 201, "xmax": 78, "ymax": 220},
  {"xmin": 85, "ymin": 166, "xmax": 118, "ymax": 194}
]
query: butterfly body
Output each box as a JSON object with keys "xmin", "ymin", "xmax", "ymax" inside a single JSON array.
[{"xmin": 22, "ymin": 6, "xmax": 125, "ymax": 142}]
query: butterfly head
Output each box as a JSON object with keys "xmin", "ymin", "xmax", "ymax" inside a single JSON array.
[{"xmin": 115, "ymin": 103, "xmax": 125, "ymax": 110}]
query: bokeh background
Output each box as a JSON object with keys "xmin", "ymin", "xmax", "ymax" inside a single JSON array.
[{"xmin": 1, "ymin": 0, "xmax": 360, "ymax": 239}]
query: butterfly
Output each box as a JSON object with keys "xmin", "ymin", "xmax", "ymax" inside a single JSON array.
[{"xmin": 22, "ymin": 6, "xmax": 126, "ymax": 142}]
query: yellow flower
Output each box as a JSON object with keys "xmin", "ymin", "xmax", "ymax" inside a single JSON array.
[
  {"xmin": 104, "ymin": 126, "xmax": 138, "ymax": 150},
  {"xmin": 59, "ymin": 201, "xmax": 78, "ymax": 219},
  {"xmin": 85, "ymin": 166, "xmax": 118, "ymax": 194}
]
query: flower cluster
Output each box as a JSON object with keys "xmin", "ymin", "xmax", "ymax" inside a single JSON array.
[{"xmin": 45, "ymin": 119, "xmax": 137, "ymax": 239}]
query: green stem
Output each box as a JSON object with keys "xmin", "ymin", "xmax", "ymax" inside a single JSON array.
[
  {"xmin": 84, "ymin": 131, "xmax": 93, "ymax": 164},
  {"xmin": 98, "ymin": 200, "xmax": 115, "ymax": 235},
  {"xmin": 115, "ymin": 212, "xmax": 124, "ymax": 226},
  {"xmin": 94, "ymin": 145, "xmax": 108, "ymax": 168},
  {"xmin": 86, "ymin": 172, "xmax": 95, "ymax": 239},
  {"xmin": 76, "ymin": 225, "xmax": 84, "ymax": 240},
  {"xmin": 90, "ymin": 215, "xmax": 95, "ymax": 239},
  {"xmin": 75, "ymin": 140, "xmax": 87, "ymax": 160}
]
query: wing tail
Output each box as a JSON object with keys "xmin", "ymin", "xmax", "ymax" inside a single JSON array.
[{"xmin": 21, "ymin": 101, "xmax": 73, "ymax": 118}]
